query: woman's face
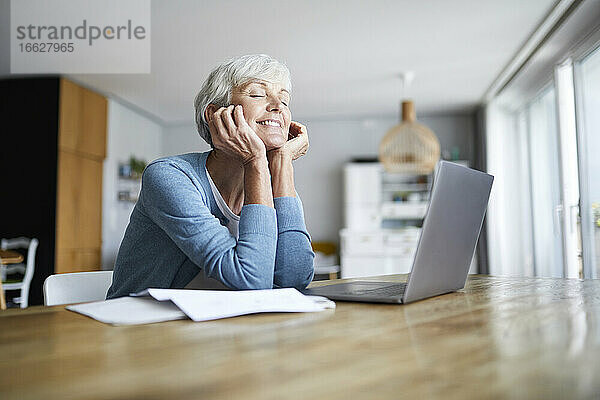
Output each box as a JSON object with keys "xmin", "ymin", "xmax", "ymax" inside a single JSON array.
[{"xmin": 230, "ymin": 80, "xmax": 291, "ymax": 150}]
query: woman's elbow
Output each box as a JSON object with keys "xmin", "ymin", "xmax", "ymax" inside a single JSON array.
[
  {"xmin": 228, "ymin": 253, "xmax": 276, "ymax": 290},
  {"xmin": 303, "ymin": 252, "xmax": 316, "ymax": 288},
  {"xmin": 292, "ymin": 269, "xmax": 315, "ymax": 290},
  {"xmin": 235, "ymin": 266, "xmax": 274, "ymax": 290},
  {"xmin": 275, "ymin": 256, "xmax": 315, "ymax": 289},
  {"xmin": 298, "ymin": 267, "xmax": 314, "ymax": 290},
  {"xmin": 236, "ymin": 273, "xmax": 273, "ymax": 290}
]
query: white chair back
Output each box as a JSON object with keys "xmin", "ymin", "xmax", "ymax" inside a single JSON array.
[
  {"xmin": 1, "ymin": 237, "xmax": 38, "ymax": 308},
  {"xmin": 43, "ymin": 271, "xmax": 114, "ymax": 306}
]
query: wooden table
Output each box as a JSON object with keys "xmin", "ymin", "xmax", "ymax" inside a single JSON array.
[
  {"xmin": 1, "ymin": 275, "xmax": 600, "ymax": 399},
  {"xmin": 0, "ymin": 250, "xmax": 24, "ymax": 310}
]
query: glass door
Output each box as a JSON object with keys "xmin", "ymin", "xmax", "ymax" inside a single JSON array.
[
  {"xmin": 527, "ymin": 87, "xmax": 565, "ymax": 277},
  {"xmin": 575, "ymin": 45, "xmax": 600, "ymax": 278},
  {"xmin": 555, "ymin": 61, "xmax": 582, "ymax": 278}
]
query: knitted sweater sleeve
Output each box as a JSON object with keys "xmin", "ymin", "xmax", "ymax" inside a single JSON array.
[
  {"xmin": 140, "ymin": 161, "xmax": 277, "ymax": 289},
  {"xmin": 272, "ymin": 196, "xmax": 315, "ymax": 289}
]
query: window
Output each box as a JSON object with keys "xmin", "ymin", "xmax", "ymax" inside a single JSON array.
[
  {"xmin": 576, "ymin": 45, "xmax": 600, "ymax": 278},
  {"xmin": 527, "ymin": 87, "xmax": 564, "ymax": 277},
  {"xmin": 487, "ymin": 86, "xmax": 564, "ymax": 277}
]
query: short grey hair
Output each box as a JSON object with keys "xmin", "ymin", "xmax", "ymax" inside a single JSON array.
[{"xmin": 194, "ymin": 54, "xmax": 292, "ymax": 147}]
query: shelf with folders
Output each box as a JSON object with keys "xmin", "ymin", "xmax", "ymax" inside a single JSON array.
[
  {"xmin": 341, "ymin": 161, "xmax": 431, "ymax": 278},
  {"xmin": 117, "ymin": 162, "xmax": 142, "ymax": 203},
  {"xmin": 379, "ymin": 170, "xmax": 432, "ymax": 224},
  {"xmin": 340, "ymin": 160, "xmax": 475, "ymax": 279}
]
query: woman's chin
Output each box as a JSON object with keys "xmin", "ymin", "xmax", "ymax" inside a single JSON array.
[{"xmin": 263, "ymin": 136, "xmax": 287, "ymax": 151}]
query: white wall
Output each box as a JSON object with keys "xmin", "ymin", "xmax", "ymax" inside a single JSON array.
[
  {"xmin": 162, "ymin": 113, "xmax": 475, "ymax": 244},
  {"xmin": 102, "ymin": 100, "xmax": 164, "ymax": 270},
  {"xmin": 162, "ymin": 124, "xmax": 211, "ymax": 156}
]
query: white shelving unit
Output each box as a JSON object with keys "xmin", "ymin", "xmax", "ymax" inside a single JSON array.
[
  {"xmin": 380, "ymin": 202, "xmax": 428, "ymax": 219},
  {"xmin": 341, "ymin": 162, "xmax": 430, "ymax": 278},
  {"xmin": 341, "ymin": 160, "xmax": 476, "ymax": 279}
]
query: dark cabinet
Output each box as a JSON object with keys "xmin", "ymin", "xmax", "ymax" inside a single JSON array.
[{"xmin": 0, "ymin": 77, "xmax": 107, "ymax": 306}]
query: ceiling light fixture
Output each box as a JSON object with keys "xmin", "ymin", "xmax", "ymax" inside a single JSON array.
[{"xmin": 378, "ymin": 72, "xmax": 440, "ymax": 174}]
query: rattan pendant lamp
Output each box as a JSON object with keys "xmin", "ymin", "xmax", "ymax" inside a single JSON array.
[{"xmin": 378, "ymin": 72, "xmax": 440, "ymax": 174}]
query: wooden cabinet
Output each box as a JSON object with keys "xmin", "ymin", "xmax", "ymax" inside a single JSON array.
[
  {"xmin": 58, "ymin": 79, "xmax": 107, "ymax": 159},
  {"xmin": 55, "ymin": 79, "xmax": 107, "ymax": 273},
  {"xmin": 0, "ymin": 77, "xmax": 107, "ymax": 304}
]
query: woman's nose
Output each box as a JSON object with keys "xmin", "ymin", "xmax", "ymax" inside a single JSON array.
[{"xmin": 266, "ymin": 97, "xmax": 282, "ymax": 111}]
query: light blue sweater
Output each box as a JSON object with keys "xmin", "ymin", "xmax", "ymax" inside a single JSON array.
[{"xmin": 106, "ymin": 152, "xmax": 314, "ymax": 299}]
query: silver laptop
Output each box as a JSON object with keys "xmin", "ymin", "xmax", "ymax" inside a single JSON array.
[{"xmin": 303, "ymin": 161, "xmax": 494, "ymax": 304}]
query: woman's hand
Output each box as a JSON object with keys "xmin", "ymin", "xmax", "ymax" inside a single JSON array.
[
  {"xmin": 208, "ymin": 105, "xmax": 266, "ymax": 165},
  {"xmin": 267, "ymin": 121, "xmax": 309, "ymax": 162},
  {"xmin": 265, "ymin": 121, "xmax": 308, "ymax": 197}
]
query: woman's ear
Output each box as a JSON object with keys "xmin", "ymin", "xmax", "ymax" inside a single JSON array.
[{"xmin": 204, "ymin": 104, "xmax": 218, "ymax": 123}]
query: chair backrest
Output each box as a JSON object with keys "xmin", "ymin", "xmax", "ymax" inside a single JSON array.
[
  {"xmin": 1, "ymin": 237, "xmax": 38, "ymax": 306},
  {"xmin": 43, "ymin": 271, "xmax": 114, "ymax": 306},
  {"xmin": 1, "ymin": 237, "xmax": 34, "ymax": 250},
  {"xmin": 22, "ymin": 239, "xmax": 39, "ymax": 289}
]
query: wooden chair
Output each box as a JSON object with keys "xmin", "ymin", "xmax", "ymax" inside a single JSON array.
[{"xmin": 1, "ymin": 237, "xmax": 38, "ymax": 308}]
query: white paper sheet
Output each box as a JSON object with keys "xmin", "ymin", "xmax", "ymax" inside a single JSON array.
[
  {"xmin": 144, "ymin": 288, "xmax": 335, "ymax": 322},
  {"xmin": 66, "ymin": 296, "xmax": 187, "ymax": 325},
  {"xmin": 67, "ymin": 288, "xmax": 335, "ymax": 325}
]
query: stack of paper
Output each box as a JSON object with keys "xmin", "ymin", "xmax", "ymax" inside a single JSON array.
[
  {"xmin": 66, "ymin": 288, "xmax": 335, "ymax": 325},
  {"xmin": 66, "ymin": 296, "xmax": 186, "ymax": 325}
]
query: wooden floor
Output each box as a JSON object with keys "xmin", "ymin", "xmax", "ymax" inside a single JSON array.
[{"xmin": 1, "ymin": 275, "xmax": 600, "ymax": 399}]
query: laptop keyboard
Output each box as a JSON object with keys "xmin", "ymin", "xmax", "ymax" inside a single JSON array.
[
  {"xmin": 303, "ymin": 282, "xmax": 408, "ymax": 300},
  {"xmin": 355, "ymin": 283, "xmax": 407, "ymax": 297}
]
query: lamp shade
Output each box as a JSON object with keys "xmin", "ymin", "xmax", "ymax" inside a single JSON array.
[{"xmin": 378, "ymin": 100, "xmax": 440, "ymax": 174}]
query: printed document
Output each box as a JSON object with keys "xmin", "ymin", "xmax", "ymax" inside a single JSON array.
[{"xmin": 67, "ymin": 288, "xmax": 335, "ymax": 325}]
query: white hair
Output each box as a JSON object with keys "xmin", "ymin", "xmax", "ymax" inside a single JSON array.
[{"xmin": 194, "ymin": 54, "xmax": 292, "ymax": 147}]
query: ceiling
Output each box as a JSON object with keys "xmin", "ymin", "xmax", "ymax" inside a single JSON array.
[{"xmin": 63, "ymin": 0, "xmax": 557, "ymax": 124}]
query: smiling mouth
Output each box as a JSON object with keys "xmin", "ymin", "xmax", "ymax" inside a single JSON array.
[{"xmin": 257, "ymin": 119, "xmax": 282, "ymax": 128}]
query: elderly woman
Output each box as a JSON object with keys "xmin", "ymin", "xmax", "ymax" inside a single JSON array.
[{"xmin": 106, "ymin": 54, "xmax": 314, "ymax": 299}]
